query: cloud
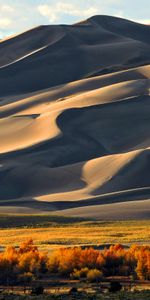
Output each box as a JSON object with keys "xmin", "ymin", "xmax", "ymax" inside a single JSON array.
[
  {"xmin": 0, "ymin": 2, "xmax": 45, "ymax": 37},
  {"xmin": 55, "ymin": 2, "xmax": 98, "ymax": 17},
  {"xmin": 37, "ymin": 5, "xmax": 58, "ymax": 22},
  {"xmin": 0, "ymin": 5, "xmax": 14, "ymax": 13},
  {"xmin": 0, "ymin": 5, "xmax": 14, "ymax": 30},
  {"xmin": 0, "ymin": 18, "xmax": 12, "ymax": 29},
  {"xmin": 37, "ymin": 2, "xmax": 99, "ymax": 23}
]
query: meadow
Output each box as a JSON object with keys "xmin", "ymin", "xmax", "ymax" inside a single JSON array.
[{"xmin": 0, "ymin": 215, "xmax": 150, "ymax": 251}]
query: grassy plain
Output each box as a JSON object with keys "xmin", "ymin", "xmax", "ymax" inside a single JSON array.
[{"xmin": 0, "ymin": 214, "xmax": 149, "ymax": 250}]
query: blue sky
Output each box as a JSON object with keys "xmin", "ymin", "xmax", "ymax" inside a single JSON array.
[{"xmin": 0, "ymin": 0, "xmax": 149, "ymax": 38}]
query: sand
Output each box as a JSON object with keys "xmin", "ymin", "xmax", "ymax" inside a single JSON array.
[{"xmin": 0, "ymin": 15, "xmax": 150, "ymax": 219}]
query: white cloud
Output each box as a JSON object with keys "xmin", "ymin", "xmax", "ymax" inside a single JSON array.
[
  {"xmin": 0, "ymin": 18, "xmax": 12, "ymax": 29},
  {"xmin": 56, "ymin": 2, "xmax": 98, "ymax": 17},
  {"xmin": 37, "ymin": 5, "xmax": 58, "ymax": 22},
  {"xmin": 0, "ymin": 5, "xmax": 14, "ymax": 30},
  {"xmin": 0, "ymin": 5, "xmax": 14, "ymax": 13},
  {"xmin": 37, "ymin": 2, "xmax": 99, "ymax": 23}
]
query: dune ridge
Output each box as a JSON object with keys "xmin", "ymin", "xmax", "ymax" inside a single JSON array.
[{"xmin": 0, "ymin": 15, "xmax": 150, "ymax": 219}]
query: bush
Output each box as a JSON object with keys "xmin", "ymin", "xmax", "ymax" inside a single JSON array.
[
  {"xmin": 87, "ymin": 269, "xmax": 103, "ymax": 282},
  {"xmin": 71, "ymin": 267, "xmax": 89, "ymax": 279},
  {"xmin": 79, "ymin": 267, "xmax": 90, "ymax": 278}
]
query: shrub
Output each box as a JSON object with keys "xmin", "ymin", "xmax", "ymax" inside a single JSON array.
[
  {"xmin": 79, "ymin": 267, "xmax": 90, "ymax": 278},
  {"xmin": 87, "ymin": 269, "xmax": 103, "ymax": 282},
  {"xmin": 71, "ymin": 267, "xmax": 89, "ymax": 279}
]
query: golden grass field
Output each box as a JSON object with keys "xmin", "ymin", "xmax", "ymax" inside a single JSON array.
[{"xmin": 0, "ymin": 215, "xmax": 149, "ymax": 250}]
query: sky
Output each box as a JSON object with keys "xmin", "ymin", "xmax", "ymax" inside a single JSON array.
[{"xmin": 0, "ymin": 0, "xmax": 150, "ymax": 38}]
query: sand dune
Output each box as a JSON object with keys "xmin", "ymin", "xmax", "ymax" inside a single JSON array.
[{"xmin": 0, "ymin": 15, "xmax": 150, "ymax": 219}]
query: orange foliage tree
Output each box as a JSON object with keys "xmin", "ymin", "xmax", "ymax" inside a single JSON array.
[{"xmin": 0, "ymin": 240, "xmax": 149, "ymax": 285}]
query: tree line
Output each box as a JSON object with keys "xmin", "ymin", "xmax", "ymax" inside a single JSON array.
[{"xmin": 0, "ymin": 240, "xmax": 149, "ymax": 286}]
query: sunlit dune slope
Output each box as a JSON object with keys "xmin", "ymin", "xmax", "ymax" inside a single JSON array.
[{"xmin": 0, "ymin": 15, "xmax": 150, "ymax": 219}]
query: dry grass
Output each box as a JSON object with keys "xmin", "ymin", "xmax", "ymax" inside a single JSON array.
[
  {"xmin": 0, "ymin": 291, "xmax": 150, "ymax": 300},
  {"xmin": 0, "ymin": 215, "xmax": 149, "ymax": 250}
]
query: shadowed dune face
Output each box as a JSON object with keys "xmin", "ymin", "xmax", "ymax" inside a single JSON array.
[{"xmin": 0, "ymin": 15, "xmax": 150, "ymax": 219}]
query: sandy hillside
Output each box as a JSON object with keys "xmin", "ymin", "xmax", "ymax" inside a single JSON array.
[{"xmin": 0, "ymin": 15, "xmax": 150, "ymax": 219}]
